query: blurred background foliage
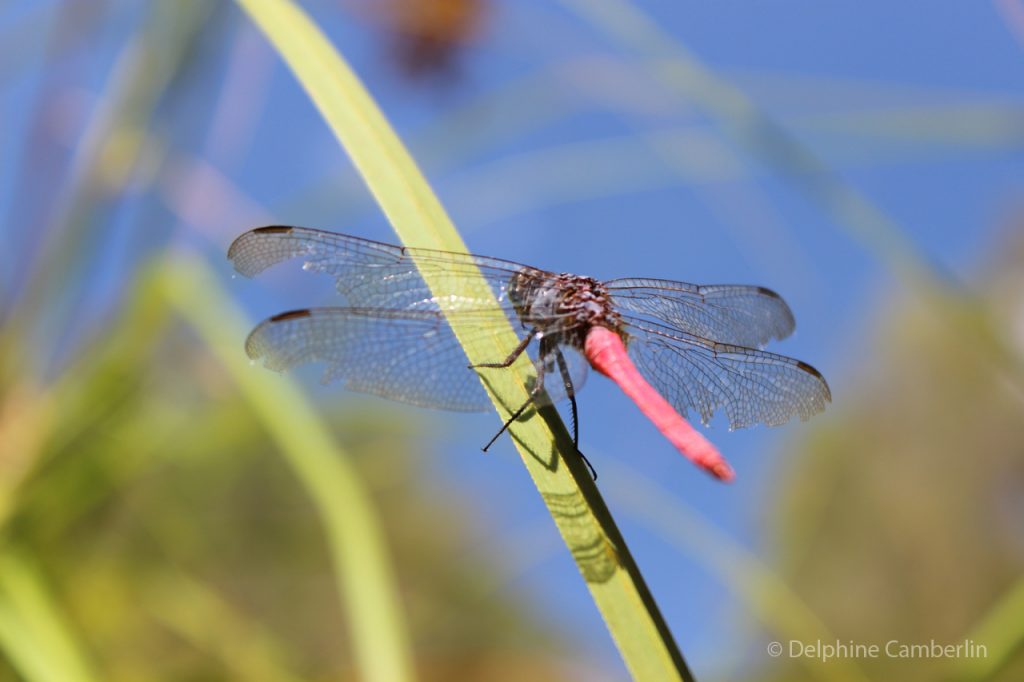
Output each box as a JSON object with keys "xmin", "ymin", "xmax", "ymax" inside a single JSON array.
[
  {"xmin": 765, "ymin": 227, "xmax": 1024, "ymax": 679},
  {"xmin": 1, "ymin": 268, "xmax": 573, "ymax": 681},
  {"xmin": 765, "ymin": 227, "xmax": 1024, "ymax": 682},
  {"xmin": 2, "ymin": 0, "xmax": 1023, "ymax": 680}
]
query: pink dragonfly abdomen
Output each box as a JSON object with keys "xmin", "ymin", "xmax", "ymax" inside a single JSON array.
[{"xmin": 584, "ymin": 325, "xmax": 736, "ymax": 482}]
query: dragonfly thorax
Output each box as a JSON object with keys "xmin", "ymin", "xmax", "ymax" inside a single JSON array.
[{"xmin": 507, "ymin": 271, "xmax": 622, "ymax": 347}]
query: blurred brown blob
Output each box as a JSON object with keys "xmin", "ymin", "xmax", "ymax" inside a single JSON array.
[
  {"xmin": 762, "ymin": 224, "xmax": 1024, "ymax": 682},
  {"xmin": 347, "ymin": 0, "xmax": 486, "ymax": 82}
]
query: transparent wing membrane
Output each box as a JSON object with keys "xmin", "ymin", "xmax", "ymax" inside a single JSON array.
[
  {"xmin": 246, "ymin": 307, "xmax": 586, "ymax": 411},
  {"xmin": 622, "ymin": 317, "xmax": 830, "ymax": 429},
  {"xmin": 607, "ymin": 278, "xmax": 795, "ymax": 349},
  {"xmin": 246, "ymin": 308, "xmax": 505, "ymax": 411},
  {"xmin": 232, "ymin": 227, "xmax": 827, "ymax": 433},
  {"xmin": 228, "ymin": 225, "xmax": 543, "ymax": 312}
]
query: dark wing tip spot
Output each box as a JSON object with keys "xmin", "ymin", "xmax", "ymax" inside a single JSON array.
[
  {"xmin": 244, "ymin": 310, "xmax": 310, "ymax": 362},
  {"xmin": 227, "ymin": 226, "xmax": 299, "ymax": 276},
  {"xmin": 755, "ymin": 286, "xmax": 782, "ymax": 299},
  {"xmin": 269, "ymin": 309, "xmax": 313, "ymax": 322},
  {"xmin": 251, "ymin": 225, "xmax": 294, "ymax": 234},
  {"xmin": 796, "ymin": 360, "xmax": 832, "ymax": 401}
]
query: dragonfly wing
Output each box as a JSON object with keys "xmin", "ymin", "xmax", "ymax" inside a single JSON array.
[
  {"xmin": 229, "ymin": 226, "xmax": 545, "ymax": 312},
  {"xmin": 606, "ymin": 277, "xmax": 795, "ymax": 348},
  {"xmin": 622, "ymin": 317, "xmax": 830, "ymax": 429},
  {"xmin": 245, "ymin": 307, "xmax": 523, "ymax": 412}
]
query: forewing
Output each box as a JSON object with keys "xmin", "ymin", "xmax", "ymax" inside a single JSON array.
[
  {"xmin": 229, "ymin": 226, "xmax": 546, "ymax": 312},
  {"xmin": 245, "ymin": 307, "xmax": 521, "ymax": 412},
  {"xmin": 607, "ymin": 277, "xmax": 795, "ymax": 348},
  {"xmin": 622, "ymin": 317, "xmax": 830, "ymax": 429}
]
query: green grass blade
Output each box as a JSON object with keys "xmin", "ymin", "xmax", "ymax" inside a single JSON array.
[
  {"xmin": 953, "ymin": 575, "xmax": 1024, "ymax": 681},
  {"xmin": 142, "ymin": 570, "xmax": 304, "ymax": 682},
  {"xmin": 235, "ymin": 0, "xmax": 692, "ymax": 678},
  {"xmin": 156, "ymin": 258, "xmax": 416, "ymax": 682},
  {"xmin": 0, "ymin": 550, "xmax": 99, "ymax": 682}
]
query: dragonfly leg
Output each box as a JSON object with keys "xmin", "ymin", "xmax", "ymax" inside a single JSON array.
[
  {"xmin": 481, "ymin": 366, "xmax": 546, "ymax": 452},
  {"xmin": 469, "ymin": 329, "xmax": 536, "ymax": 369},
  {"xmin": 552, "ymin": 347, "xmax": 579, "ymax": 448},
  {"xmin": 553, "ymin": 347, "xmax": 597, "ymax": 481},
  {"xmin": 481, "ymin": 343, "xmax": 599, "ymax": 482}
]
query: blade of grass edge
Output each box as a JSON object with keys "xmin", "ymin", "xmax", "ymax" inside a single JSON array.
[
  {"xmin": 0, "ymin": 549, "xmax": 99, "ymax": 682},
  {"xmin": 234, "ymin": 0, "xmax": 692, "ymax": 679}
]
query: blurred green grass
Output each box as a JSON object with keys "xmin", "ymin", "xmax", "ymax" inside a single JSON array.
[
  {"xmin": 764, "ymin": 232, "xmax": 1024, "ymax": 682},
  {"xmin": 0, "ymin": 258, "xmax": 575, "ymax": 680}
]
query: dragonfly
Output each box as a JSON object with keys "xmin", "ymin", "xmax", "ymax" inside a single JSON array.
[{"xmin": 228, "ymin": 226, "xmax": 831, "ymax": 481}]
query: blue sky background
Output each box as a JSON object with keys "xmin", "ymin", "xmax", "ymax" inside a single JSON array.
[{"xmin": 3, "ymin": 1, "xmax": 1023, "ymax": 679}]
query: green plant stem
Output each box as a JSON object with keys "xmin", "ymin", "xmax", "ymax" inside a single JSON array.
[
  {"xmin": 157, "ymin": 258, "xmax": 416, "ymax": 682},
  {"xmin": 0, "ymin": 550, "xmax": 99, "ymax": 682},
  {"xmin": 234, "ymin": 0, "xmax": 693, "ymax": 678}
]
